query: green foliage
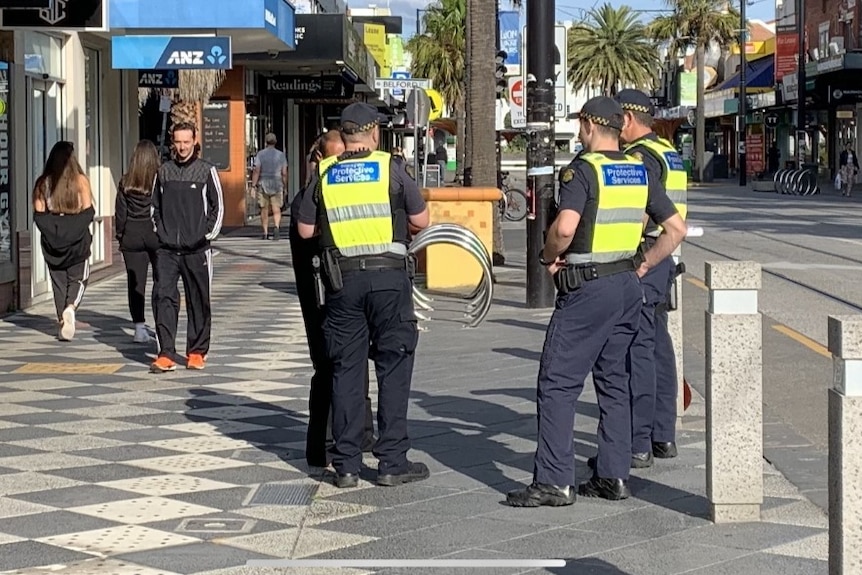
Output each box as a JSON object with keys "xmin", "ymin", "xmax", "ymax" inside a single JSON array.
[
  {"xmin": 566, "ymin": 3, "xmax": 660, "ymax": 96},
  {"xmin": 647, "ymin": 0, "xmax": 740, "ymax": 57},
  {"xmin": 405, "ymin": 0, "xmax": 466, "ymax": 113}
]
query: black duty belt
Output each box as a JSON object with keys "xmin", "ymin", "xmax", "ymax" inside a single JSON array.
[
  {"xmin": 338, "ymin": 255, "xmax": 407, "ymax": 272},
  {"xmin": 555, "ymin": 258, "xmax": 638, "ymax": 294}
]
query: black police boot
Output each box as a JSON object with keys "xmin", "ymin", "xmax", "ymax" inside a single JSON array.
[
  {"xmin": 652, "ymin": 442, "xmax": 678, "ymax": 459},
  {"xmin": 587, "ymin": 453, "xmax": 652, "ymax": 470},
  {"xmin": 377, "ymin": 461, "xmax": 430, "ymax": 487},
  {"xmin": 506, "ymin": 482, "xmax": 575, "ymax": 507},
  {"xmin": 334, "ymin": 473, "xmax": 359, "ymax": 489},
  {"xmin": 578, "ymin": 477, "xmax": 631, "ymax": 501},
  {"xmin": 631, "ymin": 451, "xmax": 654, "ymax": 468}
]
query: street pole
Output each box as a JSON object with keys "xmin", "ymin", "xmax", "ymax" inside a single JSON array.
[
  {"xmin": 495, "ymin": 0, "xmax": 502, "ymax": 181},
  {"xmin": 796, "ymin": 0, "xmax": 806, "ymax": 168},
  {"xmin": 525, "ymin": 0, "xmax": 556, "ymax": 308},
  {"xmin": 738, "ymin": 0, "xmax": 747, "ymax": 186}
]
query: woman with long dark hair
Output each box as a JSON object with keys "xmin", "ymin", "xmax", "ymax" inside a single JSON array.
[
  {"xmin": 33, "ymin": 141, "xmax": 94, "ymax": 341},
  {"xmin": 116, "ymin": 140, "xmax": 162, "ymax": 343}
]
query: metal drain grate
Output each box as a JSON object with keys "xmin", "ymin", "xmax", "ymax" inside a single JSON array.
[
  {"xmin": 177, "ymin": 518, "xmax": 255, "ymax": 534},
  {"xmin": 247, "ymin": 482, "xmax": 319, "ymax": 506}
]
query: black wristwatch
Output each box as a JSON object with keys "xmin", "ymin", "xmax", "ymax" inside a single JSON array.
[{"xmin": 539, "ymin": 252, "xmax": 553, "ymax": 266}]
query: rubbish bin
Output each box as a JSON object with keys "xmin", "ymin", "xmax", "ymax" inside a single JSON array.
[{"xmin": 701, "ymin": 151, "xmax": 715, "ymax": 183}]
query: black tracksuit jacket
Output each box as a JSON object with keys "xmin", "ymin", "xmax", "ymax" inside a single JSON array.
[{"xmin": 152, "ymin": 155, "xmax": 224, "ymax": 253}]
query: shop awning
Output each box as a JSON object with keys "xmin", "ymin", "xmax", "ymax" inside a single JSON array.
[
  {"xmin": 718, "ymin": 56, "xmax": 775, "ymax": 92},
  {"xmin": 109, "ymin": 0, "xmax": 295, "ymax": 53}
]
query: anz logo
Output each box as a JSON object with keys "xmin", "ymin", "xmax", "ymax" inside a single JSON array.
[{"xmin": 166, "ymin": 46, "xmax": 228, "ymax": 66}]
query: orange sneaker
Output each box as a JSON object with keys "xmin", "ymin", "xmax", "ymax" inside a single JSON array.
[
  {"xmin": 187, "ymin": 353, "xmax": 206, "ymax": 370},
  {"xmin": 150, "ymin": 356, "xmax": 176, "ymax": 373}
]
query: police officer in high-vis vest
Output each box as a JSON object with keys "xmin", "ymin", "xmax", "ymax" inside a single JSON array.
[
  {"xmin": 506, "ymin": 97, "xmax": 686, "ymax": 507},
  {"xmin": 297, "ymin": 103, "xmax": 431, "ymax": 489},
  {"xmin": 615, "ymin": 89, "xmax": 688, "ymax": 465}
]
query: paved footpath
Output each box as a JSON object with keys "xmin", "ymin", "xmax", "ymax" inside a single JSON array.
[{"xmin": 0, "ymin": 231, "xmax": 830, "ymax": 574}]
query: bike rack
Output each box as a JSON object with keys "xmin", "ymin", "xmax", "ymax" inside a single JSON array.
[
  {"xmin": 409, "ymin": 223, "xmax": 495, "ymax": 329},
  {"xmin": 773, "ymin": 168, "xmax": 820, "ymax": 196}
]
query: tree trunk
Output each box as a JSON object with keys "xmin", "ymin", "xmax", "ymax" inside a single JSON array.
[
  {"xmin": 456, "ymin": 95, "xmax": 467, "ymax": 183},
  {"xmin": 695, "ymin": 44, "xmax": 706, "ymax": 182},
  {"xmin": 467, "ymin": 0, "xmax": 504, "ymax": 260}
]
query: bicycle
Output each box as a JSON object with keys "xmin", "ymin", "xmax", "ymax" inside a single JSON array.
[{"xmin": 498, "ymin": 171, "xmax": 528, "ymax": 222}]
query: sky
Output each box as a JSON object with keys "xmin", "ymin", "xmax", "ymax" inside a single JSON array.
[{"xmin": 377, "ymin": 0, "xmax": 777, "ymax": 41}]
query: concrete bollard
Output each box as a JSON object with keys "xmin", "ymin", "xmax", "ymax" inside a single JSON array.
[
  {"xmin": 827, "ymin": 315, "xmax": 862, "ymax": 574},
  {"xmin": 670, "ymin": 247, "xmax": 685, "ymax": 422},
  {"xmin": 705, "ymin": 261, "xmax": 763, "ymax": 523}
]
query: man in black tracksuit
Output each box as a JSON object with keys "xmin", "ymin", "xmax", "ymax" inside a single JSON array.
[{"xmin": 150, "ymin": 122, "xmax": 224, "ymax": 373}]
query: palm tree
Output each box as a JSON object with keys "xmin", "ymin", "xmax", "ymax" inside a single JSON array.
[
  {"xmin": 648, "ymin": 0, "xmax": 739, "ymax": 181},
  {"xmin": 466, "ymin": 0, "xmax": 504, "ymax": 263},
  {"xmin": 406, "ymin": 0, "xmax": 466, "ymax": 178},
  {"xmin": 567, "ymin": 4, "xmax": 661, "ymax": 96}
]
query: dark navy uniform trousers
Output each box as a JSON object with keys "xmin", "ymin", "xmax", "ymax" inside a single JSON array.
[
  {"xmin": 653, "ymin": 260, "xmax": 679, "ymax": 443},
  {"xmin": 629, "ymin": 255, "xmax": 674, "ymax": 453},
  {"xmin": 323, "ymin": 268, "xmax": 418, "ymax": 476},
  {"xmin": 534, "ymin": 271, "xmax": 643, "ymax": 486}
]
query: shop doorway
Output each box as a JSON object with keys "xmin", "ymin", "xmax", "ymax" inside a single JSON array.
[{"xmin": 26, "ymin": 77, "xmax": 62, "ymax": 300}]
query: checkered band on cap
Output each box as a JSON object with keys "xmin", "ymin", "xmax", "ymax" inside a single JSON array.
[
  {"xmin": 580, "ymin": 113, "xmax": 611, "ymax": 126},
  {"xmin": 621, "ymin": 103, "xmax": 652, "ymax": 114},
  {"xmin": 341, "ymin": 121, "xmax": 377, "ymax": 134}
]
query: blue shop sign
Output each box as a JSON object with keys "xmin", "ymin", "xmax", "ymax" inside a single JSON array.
[
  {"xmin": 112, "ymin": 36, "xmax": 232, "ymax": 70},
  {"xmin": 109, "ymin": 0, "xmax": 294, "ymax": 50}
]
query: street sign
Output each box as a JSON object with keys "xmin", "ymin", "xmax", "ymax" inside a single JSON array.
[
  {"xmin": 375, "ymin": 77, "xmax": 432, "ymax": 91},
  {"xmin": 426, "ymin": 89, "xmax": 444, "ymax": 121},
  {"xmin": 507, "ymin": 77, "xmax": 525, "ymax": 128},
  {"xmin": 406, "ymin": 88, "xmax": 432, "ymax": 127},
  {"xmin": 391, "ymin": 70, "xmax": 410, "ymax": 98}
]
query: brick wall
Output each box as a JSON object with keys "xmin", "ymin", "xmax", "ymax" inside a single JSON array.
[{"xmin": 804, "ymin": 0, "xmax": 858, "ymax": 54}]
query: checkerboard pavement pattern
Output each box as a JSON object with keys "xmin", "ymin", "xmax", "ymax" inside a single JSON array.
[{"xmin": 0, "ymin": 234, "xmax": 830, "ymax": 574}]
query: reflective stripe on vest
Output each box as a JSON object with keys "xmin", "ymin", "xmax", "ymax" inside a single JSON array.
[
  {"xmin": 627, "ymin": 137, "xmax": 688, "ymax": 237},
  {"xmin": 566, "ymin": 153, "xmax": 649, "ymax": 265},
  {"xmin": 318, "ymin": 151, "xmax": 399, "ymax": 257}
]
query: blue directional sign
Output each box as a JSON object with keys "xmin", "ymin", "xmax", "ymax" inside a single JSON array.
[
  {"xmin": 111, "ymin": 36, "xmax": 232, "ymax": 70},
  {"xmin": 391, "ymin": 70, "xmax": 410, "ymax": 98}
]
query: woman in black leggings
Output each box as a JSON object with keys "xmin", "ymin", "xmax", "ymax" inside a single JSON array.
[{"xmin": 115, "ymin": 140, "xmax": 161, "ymax": 343}]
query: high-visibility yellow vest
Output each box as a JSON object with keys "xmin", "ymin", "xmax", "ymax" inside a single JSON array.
[
  {"xmin": 565, "ymin": 152, "xmax": 649, "ymax": 264},
  {"xmin": 626, "ymin": 136, "xmax": 688, "ymax": 237},
  {"xmin": 318, "ymin": 151, "xmax": 402, "ymax": 258}
]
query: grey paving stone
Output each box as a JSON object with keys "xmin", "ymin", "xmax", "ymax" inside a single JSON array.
[
  {"xmin": 140, "ymin": 399, "xmax": 218, "ymax": 412},
  {"xmin": 314, "ymin": 517, "xmax": 567, "ymax": 560},
  {"xmin": 0, "ymin": 444, "xmax": 48, "ymax": 459},
  {"xmin": 207, "ymin": 447, "xmax": 300, "ymax": 465},
  {"xmin": 670, "ymin": 522, "xmax": 826, "ymax": 552},
  {"xmin": 167, "ymin": 486, "xmax": 254, "ymax": 511},
  {"xmin": 586, "ymin": 537, "xmax": 748, "ymax": 575},
  {"xmin": 115, "ymin": 541, "xmax": 280, "ymax": 572},
  {"xmin": 0, "ymin": 466, "xmax": 17, "ymax": 475},
  {"xmin": 0, "ymin": 411, "xmax": 87, "ymax": 426},
  {"xmin": 94, "ymin": 426, "xmax": 200, "ymax": 443},
  {"xmin": 43, "ymin": 385, "xmax": 123, "ymax": 398},
  {"xmin": 0, "ymin": 426, "xmax": 69, "ymax": 442},
  {"xmin": 144, "ymin": 510, "xmax": 292, "ymax": 541},
  {"xmin": 0, "ymin": 509, "xmax": 119, "ymax": 538},
  {"xmin": 229, "ymin": 428, "xmax": 306, "ymax": 446},
  {"xmin": 685, "ymin": 552, "xmax": 827, "ymax": 574},
  {"xmin": 482, "ymin": 526, "xmax": 647, "ymax": 560},
  {"xmin": 373, "ymin": 548, "xmax": 528, "ymax": 575},
  {"xmin": 113, "ymin": 412, "xmax": 218, "ymax": 427},
  {"xmin": 398, "ymin": 490, "xmax": 534, "ymax": 518},
  {"xmin": 46, "ymin": 461, "xmax": 159, "ymax": 485},
  {"xmin": 0, "ymin": 540, "xmax": 96, "ymax": 571},
  {"xmin": 569, "ymin": 504, "xmax": 710, "ymax": 539},
  {"xmin": 24, "ymin": 398, "xmax": 113, "ymax": 412},
  {"xmin": 324, "ymin": 483, "xmax": 462, "ymax": 508},
  {"xmin": 9, "ymin": 484, "xmax": 140, "ymax": 509},
  {"xmin": 189, "ymin": 465, "xmax": 306, "ymax": 486},
  {"xmin": 313, "ymin": 508, "xmax": 457, "ymax": 538},
  {"xmin": 72, "ymin": 444, "xmax": 186, "ymax": 462},
  {"xmin": 233, "ymin": 415, "xmax": 310, "ymax": 429}
]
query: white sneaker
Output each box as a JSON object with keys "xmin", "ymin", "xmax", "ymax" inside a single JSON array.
[
  {"xmin": 134, "ymin": 323, "xmax": 150, "ymax": 343},
  {"xmin": 60, "ymin": 307, "xmax": 76, "ymax": 341}
]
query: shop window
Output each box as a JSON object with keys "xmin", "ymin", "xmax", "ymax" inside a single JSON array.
[
  {"xmin": 23, "ymin": 32, "xmax": 62, "ymax": 78},
  {"xmin": 84, "ymin": 47, "xmax": 104, "ymax": 265}
]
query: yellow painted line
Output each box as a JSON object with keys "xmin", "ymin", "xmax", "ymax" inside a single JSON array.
[
  {"xmin": 686, "ymin": 277, "xmax": 707, "ymax": 290},
  {"xmin": 14, "ymin": 363, "xmax": 124, "ymax": 375},
  {"xmin": 771, "ymin": 325, "xmax": 831, "ymax": 358}
]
